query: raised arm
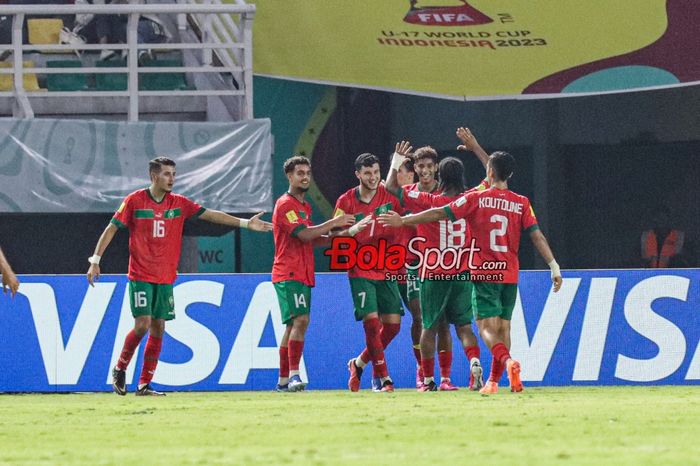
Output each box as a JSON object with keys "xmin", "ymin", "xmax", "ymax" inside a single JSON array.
[
  {"xmin": 0, "ymin": 246, "xmax": 19, "ymax": 297},
  {"xmin": 530, "ymin": 228, "xmax": 562, "ymax": 292},
  {"xmin": 456, "ymin": 127, "xmax": 489, "ymax": 170},
  {"xmin": 199, "ymin": 210, "xmax": 273, "ymax": 232},
  {"xmin": 385, "ymin": 140, "xmax": 413, "ymax": 197},
  {"xmin": 86, "ymin": 222, "xmax": 119, "ymax": 287}
]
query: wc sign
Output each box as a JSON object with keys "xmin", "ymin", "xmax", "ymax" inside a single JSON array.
[{"xmin": 1, "ymin": 270, "xmax": 699, "ymax": 392}]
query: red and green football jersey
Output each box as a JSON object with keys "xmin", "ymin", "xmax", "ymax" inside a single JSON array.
[
  {"xmin": 272, "ymin": 193, "xmax": 315, "ymax": 287},
  {"xmin": 334, "ymin": 184, "xmax": 402, "ymax": 280},
  {"xmin": 445, "ymin": 187, "xmax": 538, "ymax": 283},
  {"xmin": 399, "ymin": 180, "xmax": 489, "ymax": 275},
  {"xmin": 111, "ymin": 189, "xmax": 205, "ymax": 284}
]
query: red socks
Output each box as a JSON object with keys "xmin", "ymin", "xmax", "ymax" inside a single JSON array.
[
  {"xmin": 438, "ymin": 351, "xmax": 452, "ymax": 379},
  {"xmin": 465, "ymin": 345, "xmax": 480, "ymax": 362},
  {"xmin": 421, "ymin": 357, "xmax": 435, "ymax": 379},
  {"xmin": 491, "ymin": 342, "xmax": 511, "ymax": 365},
  {"xmin": 489, "ymin": 343, "xmax": 511, "ymax": 383},
  {"xmin": 138, "ymin": 335, "xmax": 162, "ymax": 386},
  {"xmin": 279, "ymin": 346, "xmax": 289, "ymax": 378},
  {"xmin": 288, "ymin": 339, "xmax": 304, "ymax": 371},
  {"xmin": 413, "ymin": 346, "xmax": 422, "ymax": 366},
  {"xmin": 363, "ymin": 318, "xmax": 388, "ymax": 378},
  {"xmin": 116, "ymin": 329, "xmax": 144, "ymax": 371},
  {"xmin": 359, "ymin": 322, "xmax": 400, "ymax": 377}
]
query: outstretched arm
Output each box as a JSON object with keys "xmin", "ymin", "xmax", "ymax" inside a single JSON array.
[
  {"xmin": 0, "ymin": 246, "xmax": 19, "ymax": 297},
  {"xmin": 378, "ymin": 206, "xmax": 448, "ymax": 228},
  {"xmin": 296, "ymin": 214, "xmax": 355, "ymax": 243},
  {"xmin": 456, "ymin": 127, "xmax": 489, "ymax": 170},
  {"xmin": 86, "ymin": 222, "xmax": 119, "ymax": 287},
  {"xmin": 530, "ymin": 228, "xmax": 562, "ymax": 292},
  {"xmin": 199, "ymin": 210, "xmax": 273, "ymax": 232},
  {"xmin": 385, "ymin": 140, "xmax": 413, "ymax": 197}
]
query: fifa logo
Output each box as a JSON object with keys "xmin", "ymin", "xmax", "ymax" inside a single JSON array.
[{"xmin": 404, "ymin": 0, "xmax": 493, "ymax": 26}]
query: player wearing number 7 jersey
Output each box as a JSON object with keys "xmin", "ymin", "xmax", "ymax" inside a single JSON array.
[
  {"xmin": 379, "ymin": 151, "xmax": 563, "ymax": 394},
  {"xmin": 336, "ymin": 153, "xmax": 404, "ymax": 393},
  {"xmin": 86, "ymin": 157, "xmax": 273, "ymax": 397}
]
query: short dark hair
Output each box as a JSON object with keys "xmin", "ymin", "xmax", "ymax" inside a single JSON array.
[
  {"xmin": 354, "ymin": 153, "xmax": 380, "ymax": 171},
  {"xmin": 438, "ymin": 157, "xmax": 465, "ymax": 193},
  {"xmin": 412, "ymin": 146, "xmax": 438, "ymax": 164},
  {"xmin": 149, "ymin": 156, "xmax": 176, "ymax": 175},
  {"xmin": 283, "ymin": 155, "xmax": 311, "ymax": 174},
  {"xmin": 489, "ymin": 151, "xmax": 515, "ymax": 182}
]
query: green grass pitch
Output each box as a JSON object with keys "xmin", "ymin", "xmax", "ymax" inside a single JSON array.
[{"xmin": 1, "ymin": 387, "xmax": 699, "ymax": 465}]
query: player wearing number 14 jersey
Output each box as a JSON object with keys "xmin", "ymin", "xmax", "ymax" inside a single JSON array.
[
  {"xmin": 87, "ymin": 157, "xmax": 272, "ymax": 396},
  {"xmin": 272, "ymin": 156, "xmax": 357, "ymax": 392}
]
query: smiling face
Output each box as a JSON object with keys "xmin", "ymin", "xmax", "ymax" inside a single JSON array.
[
  {"xmin": 414, "ymin": 157, "xmax": 437, "ymax": 186},
  {"xmin": 356, "ymin": 163, "xmax": 381, "ymax": 191},
  {"xmin": 288, "ymin": 163, "xmax": 311, "ymax": 192}
]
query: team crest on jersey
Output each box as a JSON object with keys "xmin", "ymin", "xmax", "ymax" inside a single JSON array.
[
  {"xmin": 286, "ymin": 210, "xmax": 299, "ymax": 223},
  {"xmin": 455, "ymin": 196, "xmax": 467, "ymax": 207},
  {"xmin": 374, "ymin": 203, "xmax": 392, "ymax": 215},
  {"xmin": 408, "ymin": 190, "xmax": 420, "ymax": 199}
]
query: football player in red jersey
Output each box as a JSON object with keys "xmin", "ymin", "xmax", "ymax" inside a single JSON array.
[
  {"xmin": 338, "ymin": 153, "xmax": 404, "ymax": 392},
  {"xmin": 272, "ymin": 156, "xmax": 359, "ymax": 392},
  {"xmin": 384, "ymin": 129, "xmax": 489, "ymax": 391},
  {"xmin": 380, "ymin": 150, "xmax": 562, "ymax": 394},
  {"xmin": 87, "ymin": 157, "xmax": 272, "ymax": 396}
]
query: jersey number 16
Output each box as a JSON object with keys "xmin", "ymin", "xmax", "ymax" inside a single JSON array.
[{"xmin": 153, "ymin": 220, "xmax": 165, "ymax": 238}]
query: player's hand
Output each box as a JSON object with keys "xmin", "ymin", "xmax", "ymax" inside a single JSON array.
[
  {"xmin": 2, "ymin": 269, "xmax": 19, "ymax": 298},
  {"xmin": 552, "ymin": 275, "xmax": 562, "ymax": 293},
  {"xmin": 395, "ymin": 140, "xmax": 413, "ymax": 158},
  {"xmin": 87, "ymin": 264, "xmax": 101, "ymax": 287},
  {"xmin": 334, "ymin": 214, "xmax": 356, "ymax": 229},
  {"xmin": 377, "ymin": 211, "xmax": 403, "ymax": 228},
  {"xmin": 350, "ymin": 213, "xmax": 372, "ymax": 234},
  {"xmin": 456, "ymin": 127, "xmax": 480, "ymax": 152},
  {"xmin": 248, "ymin": 212, "xmax": 273, "ymax": 232}
]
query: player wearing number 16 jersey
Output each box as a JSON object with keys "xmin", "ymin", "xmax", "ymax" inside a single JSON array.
[{"xmin": 87, "ymin": 157, "xmax": 272, "ymax": 397}]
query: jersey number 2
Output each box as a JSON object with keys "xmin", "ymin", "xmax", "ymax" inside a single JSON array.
[{"xmin": 489, "ymin": 214, "xmax": 508, "ymax": 252}]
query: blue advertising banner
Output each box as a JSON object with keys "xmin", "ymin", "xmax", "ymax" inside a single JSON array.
[{"xmin": 1, "ymin": 270, "xmax": 698, "ymax": 392}]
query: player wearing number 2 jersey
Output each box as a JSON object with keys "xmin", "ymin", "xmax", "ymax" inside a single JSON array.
[
  {"xmin": 87, "ymin": 157, "xmax": 272, "ymax": 397},
  {"xmin": 337, "ymin": 153, "xmax": 404, "ymax": 393},
  {"xmin": 381, "ymin": 151, "xmax": 563, "ymax": 395}
]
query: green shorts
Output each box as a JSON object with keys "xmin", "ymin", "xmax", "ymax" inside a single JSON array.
[
  {"xmin": 273, "ymin": 280, "xmax": 311, "ymax": 325},
  {"xmin": 471, "ymin": 282, "xmax": 518, "ymax": 321},
  {"xmin": 419, "ymin": 276, "xmax": 473, "ymax": 330},
  {"xmin": 129, "ymin": 280, "xmax": 175, "ymax": 321},
  {"xmin": 398, "ymin": 270, "xmax": 420, "ymax": 308},
  {"xmin": 349, "ymin": 277, "xmax": 404, "ymax": 321}
]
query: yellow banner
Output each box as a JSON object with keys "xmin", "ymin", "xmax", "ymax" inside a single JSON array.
[{"xmin": 252, "ymin": 0, "xmax": 700, "ymax": 99}]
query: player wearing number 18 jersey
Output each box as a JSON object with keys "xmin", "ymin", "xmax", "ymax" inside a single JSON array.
[
  {"xmin": 385, "ymin": 151, "xmax": 562, "ymax": 395},
  {"xmin": 87, "ymin": 157, "xmax": 272, "ymax": 396}
]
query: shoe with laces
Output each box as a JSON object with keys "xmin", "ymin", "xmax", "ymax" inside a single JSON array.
[
  {"xmin": 439, "ymin": 380, "xmax": 459, "ymax": 391},
  {"xmin": 469, "ymin": 360, "xmax": 484, "ymax": 391},
  {"xmin": 135, "ymin": 384, "xmax": 165, "ymax": 396},
  {"xmin": 347, "ymin": 359, "xmax": 363, "ymax": 392},
  {"xmin": 112, "ymin": 367, "xmax": 126, "ymax": 396},
  {"xmin": 418, "ymin": 380, "xmax": 438, "ymax": 392}
]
